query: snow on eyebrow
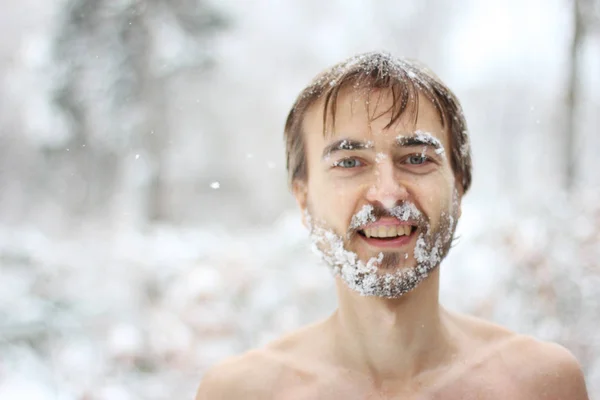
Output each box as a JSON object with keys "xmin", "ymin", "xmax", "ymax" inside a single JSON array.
[
  {"xmin": 322, "ymin": 138, "xmax": 374, "ymax": 159},
  {"xmin": 396, "ymin": 130, "xmax": 445, "ymax": 155},
  {"xmin": 415, "ymin": 130, "xmax": 445, "ymax": 155}
]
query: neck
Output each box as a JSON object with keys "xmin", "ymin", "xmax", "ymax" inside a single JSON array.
[{"xmin": 328, "ymin": 268, "xmax": 456, "ymax": 382}]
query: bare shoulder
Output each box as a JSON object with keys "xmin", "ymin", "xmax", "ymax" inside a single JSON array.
[
  {"xmin": 194, "ymin": 349, "xmax": 281, "ymax": 400},
  {"xmin": 450, "ymin": 311, "xmax": 589, "ymax": 399},
  {"xmin": 195, "ymin": 322, "xmax": 329, "ymax": 400},
  {"xmin": 503, "ymin": 335, "xmax": 589, "ymax": 399}
]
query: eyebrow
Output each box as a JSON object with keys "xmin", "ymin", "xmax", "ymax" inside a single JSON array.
[
  {"xmin": 395, "ymin": 135, "xmax": 443, "ymax": 150},
  {"xmin": 321, "ymin": 139, "xmax": 373, "ymax": 159},
  {"xmin": 321, "ymin": 135, "xmax": 443, "ymax": 160}
]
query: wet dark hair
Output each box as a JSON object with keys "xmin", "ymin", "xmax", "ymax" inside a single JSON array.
[{"xmin": 284, "ymin": 51, "xmax": 472, "ymax": 193}]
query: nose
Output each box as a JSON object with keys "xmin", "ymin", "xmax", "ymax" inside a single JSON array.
[{"xmin": 365, "ymin": 161, "xmax": 409, "ymax": 209}]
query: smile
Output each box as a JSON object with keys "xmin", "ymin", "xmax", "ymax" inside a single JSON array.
[
  {"xmin": 357, "ymin": 224, "xmax": 417, "ymax": 247},
  {"xmin": 359, "ymin": 225, "xmax": 416, "ymax": 238}
]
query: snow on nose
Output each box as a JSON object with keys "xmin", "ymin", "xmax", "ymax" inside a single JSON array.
[{"xmin": 382, "ymin": 198, "xmax": 397, "ymax": 210}]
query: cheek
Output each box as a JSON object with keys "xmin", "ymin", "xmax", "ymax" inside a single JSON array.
[
  {"xmin": 309, "ymin": 179, "xmax": 342, "ymax": 208},
  {"xmin": 312, "ymin": 180, "xmax": 361, "ymax": 225},
  {"xmin": 414, "ymin": 173, "xmax": 455, "ymax": 214},
  {"xmin": 330, "ymin": 182, "xmax": 359, "ymax": 215}
]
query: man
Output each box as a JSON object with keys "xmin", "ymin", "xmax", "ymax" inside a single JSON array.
[{"xmin": 196, "ymin": 52, "xmax": 589, "ymax": 399}]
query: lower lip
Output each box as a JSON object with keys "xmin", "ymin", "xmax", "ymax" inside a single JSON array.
[{"xmin": 359, "ymin": 229, "xmax": 416, "ymax": 248}]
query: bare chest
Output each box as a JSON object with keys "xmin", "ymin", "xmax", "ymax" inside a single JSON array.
[{"xmin": 267, "ymin": 369, "xmax": 532, "ymax": 400}]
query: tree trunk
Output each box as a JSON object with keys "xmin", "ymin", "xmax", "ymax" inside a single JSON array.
[
  {"xmin": 144, "ymin": 77, "xmax": 170, "ymax": 223},
  {"xmin": 565, "ymin": 0, "xmax": 585, "ymax": 190}
]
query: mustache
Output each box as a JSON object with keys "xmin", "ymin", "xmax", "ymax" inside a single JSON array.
[{"xmin": 346, "ymin": 203, "xmax": 428, "ymax": 239}]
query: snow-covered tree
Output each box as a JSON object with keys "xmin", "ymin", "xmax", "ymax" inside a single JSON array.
[{"xmin": 49, "ymin": 0, "xmax": 226, "ymax": 220}]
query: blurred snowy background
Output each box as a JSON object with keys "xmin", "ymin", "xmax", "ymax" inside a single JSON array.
[{"xmin": 0, "ymin": 0, "xmax": 599, "ymax": 398}]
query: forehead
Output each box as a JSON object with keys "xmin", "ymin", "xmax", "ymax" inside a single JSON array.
[{"xmin": 302, "ymin": 88, "xmax": 449, "ymax": 151}]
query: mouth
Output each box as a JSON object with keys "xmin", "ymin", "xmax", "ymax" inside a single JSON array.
[{"xmin": 356, "ymin": 225, "xmax": 417, "ymax": 248}]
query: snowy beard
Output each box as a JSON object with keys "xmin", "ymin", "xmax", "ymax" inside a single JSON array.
[{"xmin": 306, "ymin": 195, "xmax": 459, "ymax": 298}]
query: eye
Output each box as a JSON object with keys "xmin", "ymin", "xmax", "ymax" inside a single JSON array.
[
  {"xmin": 405, "ymin": 154, "xmax": 429, "ymax": 165},
  {"xmin": 334, "ymin": 158, "xmax": 364, "ymax": 169}
]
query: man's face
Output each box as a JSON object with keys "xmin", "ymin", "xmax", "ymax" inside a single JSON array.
[{"xmin": 294, "ymin": 89, "xmax": 461, "ymax": 298}]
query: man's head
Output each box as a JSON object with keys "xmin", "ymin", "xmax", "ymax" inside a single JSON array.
[{"xmin": 284, "ymin": 52, "xmax": 472, "ymax": 298}]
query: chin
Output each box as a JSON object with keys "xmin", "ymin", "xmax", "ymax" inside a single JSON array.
[{"xmin": 353, "ymin": 246, "xmax": 414, "ymax": 270}]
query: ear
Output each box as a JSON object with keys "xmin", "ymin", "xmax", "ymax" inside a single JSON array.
[{"xmin": 292, "ymin": 180, "xmax": 309, "ymax": 228}]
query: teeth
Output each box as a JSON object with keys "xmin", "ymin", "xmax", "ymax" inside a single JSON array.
[
  {"xmin": 363, "ymin": 225, "xmax": 413, "ymax": 238},
  {"xmin": 387, "ymin": 226, "xmax": 397, "ymax": 236}
]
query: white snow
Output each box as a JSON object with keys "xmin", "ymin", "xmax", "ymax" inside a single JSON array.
[{"xmin": 1, "ymin": 0, "xmax": 598, "ymax": 398}]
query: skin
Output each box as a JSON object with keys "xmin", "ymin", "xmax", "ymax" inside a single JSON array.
[{"xmin": 196, "ymin": 89, "xmax": 590, "ymax": 399}]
